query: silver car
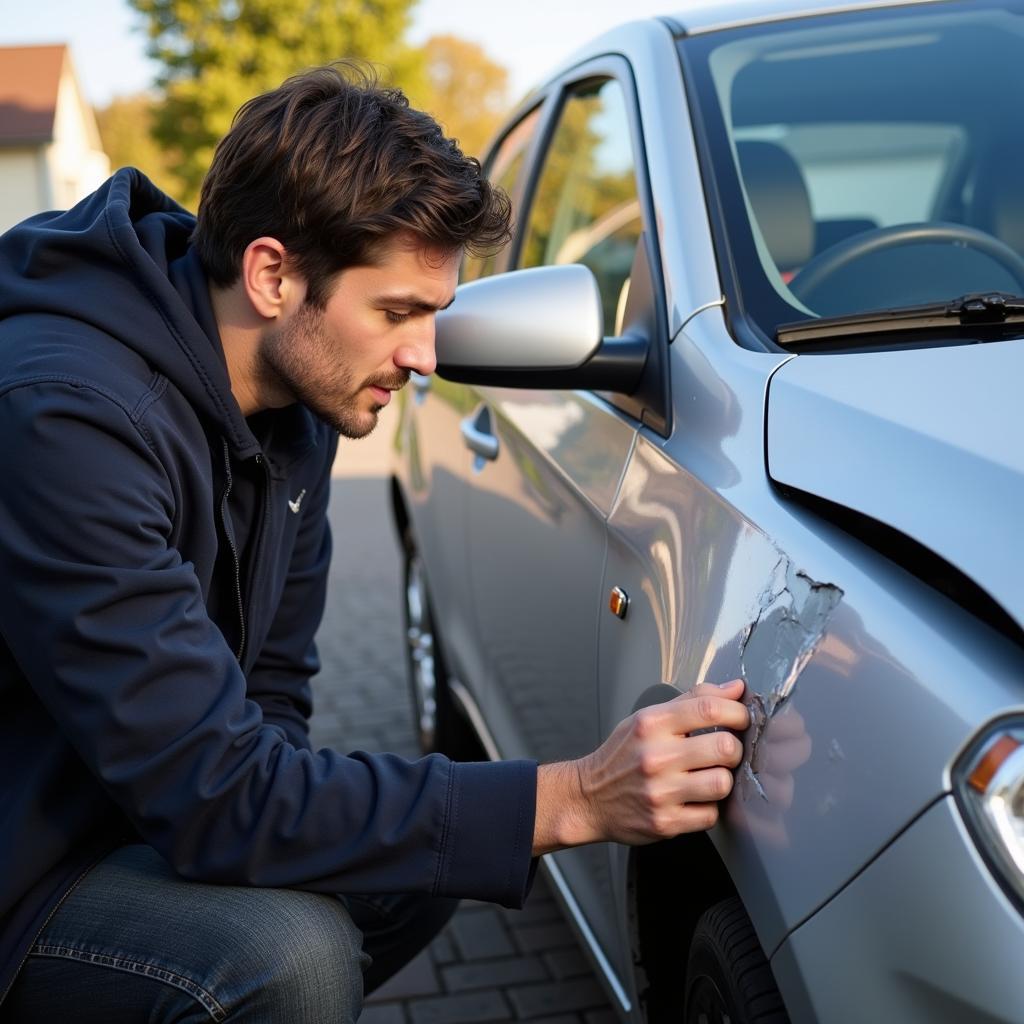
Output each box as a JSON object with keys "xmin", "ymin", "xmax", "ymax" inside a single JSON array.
[{"xmin": 391, "ymin": 1, "xmax": 1024, "ymax": 1020}]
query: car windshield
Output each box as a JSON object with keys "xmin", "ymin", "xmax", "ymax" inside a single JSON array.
[{"xmin": 680, "ymin": 0, "xmax": 1024, "ymax": 343}]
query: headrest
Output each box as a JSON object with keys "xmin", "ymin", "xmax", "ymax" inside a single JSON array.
[
  {"xmin": 736, "ymin": 140, "xmax": 815, "ymax": 272},
  {"xmin": 970, "ymin": 144, "xmax": 1024, "ymax": 257}
]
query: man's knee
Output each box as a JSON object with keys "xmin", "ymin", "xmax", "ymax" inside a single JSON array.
[
  {"xmin": 221, "ymin": 888, "xmax": 368, "ymax": 1023},
  {"xmin": 346, "ymin": 891, "xmax": 459, "ymax": 996}
]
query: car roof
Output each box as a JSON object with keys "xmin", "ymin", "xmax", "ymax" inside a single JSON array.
[
  {"xmin": 665, "ymin": 0, "xmax": 945, "ymax": 36},
  {"xmin": 521, "ymin": 0, "xmax": 943, "ymax": 98}
]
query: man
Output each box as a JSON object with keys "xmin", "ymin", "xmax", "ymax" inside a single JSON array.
[{"xmin": 0, "ymin": 64, "xmax": 749, "ymax": 1021}]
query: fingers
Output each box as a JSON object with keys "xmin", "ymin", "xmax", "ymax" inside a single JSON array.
[
  {"xmin": 681, "ymin": 765, "xmax": 736, "ymax": 803},
  {"xmin": 674, "ymin": 802, "xmax": 722, "ymax": 834},
  {"xmin": 635, "ymin": 737, "xmax": 740, "ymax": 787},
  {"xmin": 686, "ymin": 679, "xmax": 745, "ymax": 700},
  {"xmin": 654, "ymin": 800, "xmax": 726, "ymax": 837},
  {"xmin": 675, "ymin": 730, "xmax": 745, "ymax": 772},
  {"xmin": 645, "ymin": 689, "xmax": 750, "ymax": 736},
  {"xmin": 585, "ymin": 680, "xmax": 812, "ymax": 847}
]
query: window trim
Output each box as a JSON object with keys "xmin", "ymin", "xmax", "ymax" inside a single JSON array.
[
  {"xmin": 462, "ymin": 99, "xmax": 549, "ymax": 283},
  {"xmin": 509, "ymin": 56, "xmax": 673, "ymax": 436}
]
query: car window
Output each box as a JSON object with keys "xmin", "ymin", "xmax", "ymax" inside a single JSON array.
[
  {"xmin": 734, "ymin": 122, "xmax": 965, "ymax": 235},
  {"xmin": 519, "ymin": 79, "xmax": 641, "ymax": 336},
  {"xmin": 683, "ymin": 0, "xmax": 1024, "ymax": 333},
  {"xmin": 461, "ymin": 107, "xmax": 542, "ymax": 283}
]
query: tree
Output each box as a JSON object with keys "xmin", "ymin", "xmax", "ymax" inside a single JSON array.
[
  {"xmin": 128, "ymin": 0, "xmax": 425, "ymax": 208},
  {"xmin": 411, "ymin": 35, "xmax": 509, "ymax": 160},
  {"xmin": 95, "ymin": 93, "xmax": 188, "ymax": 206}
]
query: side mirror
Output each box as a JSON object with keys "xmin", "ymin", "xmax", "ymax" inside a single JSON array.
[{"xmin": 435, "ymin": 264, "xmax": 649, "ymax": 394}]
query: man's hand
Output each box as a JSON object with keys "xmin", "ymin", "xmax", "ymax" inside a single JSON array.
[{"xmin": 533, "ymin": 680, "xmax": 749, "ymax": 856}]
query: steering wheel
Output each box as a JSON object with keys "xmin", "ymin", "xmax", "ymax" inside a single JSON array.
[{"xmin": 789, "ymin": 222, "xmax": 1024, "ymax": 305}]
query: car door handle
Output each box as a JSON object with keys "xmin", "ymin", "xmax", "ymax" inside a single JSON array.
[{"xmin": 460, "ymin": 406, "xmax": 499, "ymax": 461}]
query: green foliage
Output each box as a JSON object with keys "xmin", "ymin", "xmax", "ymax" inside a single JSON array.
[
  {"xmin": 520, "ymin": 91, "xmax": 637, "ymax": 273},
  {"xmin": 95, "ymin": 93, "xmax": 189, "ymax": 207},
  {"xmin": 127, "ymin": 0, "xmax": 426, "ymax": 207},
  {"xmin": 517, "ymin": 82, "xmax": 641, "ymax": 330},
  {"xmin": 411, "ymin": 34, "xmax": 509, "ymax": 160}
]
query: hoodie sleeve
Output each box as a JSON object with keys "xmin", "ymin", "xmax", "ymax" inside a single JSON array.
[
  {"xmin": 0, "ymin": 380, "xmax": 537, "ymax": 907},
  {"xmin": 244, "ymin": 433, "xmax": 339, "ymax": 751}
]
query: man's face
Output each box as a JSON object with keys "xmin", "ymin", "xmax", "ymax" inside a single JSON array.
[{"xmin": 257, "ymin": 237, "xmax": 460, "ymax": 438}]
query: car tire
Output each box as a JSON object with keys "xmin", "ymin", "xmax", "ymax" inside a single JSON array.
[
  {"xmin": 684, "ymin": 897, "xmax": 789, "ymax": 1024},
  {"xmin": 401, "ymin": 525, "xmax": 481, "ymax": 760}
]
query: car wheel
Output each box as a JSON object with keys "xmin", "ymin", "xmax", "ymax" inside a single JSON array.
[
  {"xmin": 684, "ymin": 898, "xmax": 789, "ymax": 1024},
  {"xmin": 401, "ymin": 526, "xmax": 480, "ymax": 760}
]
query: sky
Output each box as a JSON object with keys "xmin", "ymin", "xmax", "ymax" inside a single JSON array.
[{"xmin": 0, "ymin": 0, "xmax": 685, "ymax": 108}]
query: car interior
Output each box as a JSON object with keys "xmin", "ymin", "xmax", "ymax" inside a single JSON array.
[{"xmin": 705, "ymin": 3, "xmax": 1024, "ymax": 320}]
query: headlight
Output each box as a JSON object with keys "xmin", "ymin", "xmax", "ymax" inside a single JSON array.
[{"xmin": 955, "ymin": 722, "xmax": 1024, "ymax": 907}]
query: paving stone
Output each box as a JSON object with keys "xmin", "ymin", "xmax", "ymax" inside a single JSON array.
[
  {"xmin": 441, "ymin": 954, "xmax": 548, "ymax": 992},
  {"xmin": 367, "ymin": 949, "xmax": 441, "ymax": 1001},
  {"xmin": 449, "ymin": 907, "xmax": 517, "ymax": 960},
  {"xmin": 529, "ymin": 1018, "xmax": 588, "ymax": 1024},
  {"xmin": 508, "ymin": 978, "xmax": 609, "ymax": 1018},
  {"xmin": 507, "ymin": 899, "xmax": 563, "ymax": 927},
  {"xmin": 408, "ymin": 990, "xmax": 511, "ymax": 1024},
  {"xmin": 429, "ymin": 931, "xmax": 458, "ymax": 966},
  {"xmin": 359, "ymin": 1004, "xmax": 408, "ymax": 1024},
  {"xmin": 512, "ymin": 922, "xmax": 580, "ymax": 954},
  {"xmin": 543, "ymin": 947, "xmax": 592, "ymax": 980},
  {"xmin": 458, "ymin": 897, "xmax": 502, "ymax": 914}
]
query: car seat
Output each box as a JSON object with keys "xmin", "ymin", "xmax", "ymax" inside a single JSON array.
[
  {"xmin": 735, "ymin": 140, "xmax": 815, "ymax": 275},
  {"xmin": 969, "ymin": 142, "xmax": 1024, "ymax": 259}
]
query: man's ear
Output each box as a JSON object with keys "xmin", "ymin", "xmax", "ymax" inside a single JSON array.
[{"xmin": 240, "ymin": 237, "xmax": 307, "ymax": 320}]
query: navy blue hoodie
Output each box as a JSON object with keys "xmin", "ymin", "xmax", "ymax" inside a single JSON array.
[{"xmin": 0, "ymin": 169, "xmax": 537, "ymax": 1003}]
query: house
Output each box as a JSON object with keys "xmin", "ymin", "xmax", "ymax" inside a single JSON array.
[{"xmin": 0, "ymin": 44, "xmax": 109, "ymax": 233}]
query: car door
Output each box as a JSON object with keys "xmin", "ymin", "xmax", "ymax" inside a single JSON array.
[
  {"xmin": 462, "ymin": 65, "xmax": 658, "ymax": 1006},
  {"xmin": 397, "ymin": 105, "xmax": 543, "ymax": 707}
]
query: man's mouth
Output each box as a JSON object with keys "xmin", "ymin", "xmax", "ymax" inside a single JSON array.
[
  {"xmin": 366, "ymin": 374, "xmax": 409, "ymax": 406},
  {"xmin": 368, "ymin": 384, "xmax": 398, "ymax": 405}
]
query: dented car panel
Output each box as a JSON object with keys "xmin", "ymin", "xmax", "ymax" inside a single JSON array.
[{"xmin": 599, "ymin": 308, "xmax": 1024, "ymax": 968}]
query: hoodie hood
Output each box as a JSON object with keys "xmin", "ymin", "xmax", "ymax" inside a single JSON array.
[{"xmin": 0, "ymin": 168, "xmax": 258, "ymax": 457}]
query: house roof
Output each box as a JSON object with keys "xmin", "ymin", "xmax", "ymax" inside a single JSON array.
[{"xmin": 0, "ymin": 44, "xmax": 66, "ymax": 145}]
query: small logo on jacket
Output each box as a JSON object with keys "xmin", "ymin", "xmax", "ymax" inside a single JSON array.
[{"xmin": 288, "ymin": 489, "xmax": 307, "ymax": 514}]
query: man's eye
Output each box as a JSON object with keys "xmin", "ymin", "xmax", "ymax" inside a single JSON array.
[{"xmin": 385, "ymin": 311, "xmax": 411, "ymax": 324}]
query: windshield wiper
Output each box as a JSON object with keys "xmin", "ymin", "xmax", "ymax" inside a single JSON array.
[{"xmin": 776, "ymin": 291, "xmax": 1024, "ymax": 347}]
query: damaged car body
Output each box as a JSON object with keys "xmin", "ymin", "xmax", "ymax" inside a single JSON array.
[{"xmin": 391, "ymin": 1, "xmax": 1024, "ymax": 1021}]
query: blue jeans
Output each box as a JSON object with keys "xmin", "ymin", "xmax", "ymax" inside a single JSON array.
[{"xmin": 3, "ymin": 845, "xmax": 458, "ymax": 1022}]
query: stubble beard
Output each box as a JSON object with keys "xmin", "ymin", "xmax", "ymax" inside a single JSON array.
[{"xmin": 256, "ymin": 302, "xmax": 407, "ymax": 439}]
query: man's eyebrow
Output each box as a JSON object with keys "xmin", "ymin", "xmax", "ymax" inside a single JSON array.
[{"xmin": 374, "ymin": 293, "xmax": 456, "ymax": 312}]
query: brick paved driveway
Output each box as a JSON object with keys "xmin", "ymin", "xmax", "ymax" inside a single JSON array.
[{"xmin": 310, "ymin": 409, "xmax": 619, "ymax": 1024}]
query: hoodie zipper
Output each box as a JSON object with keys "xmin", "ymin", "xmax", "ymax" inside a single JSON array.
[
  {"xmin": 219, "ymin": 440, "xmax": 246, "ymax": 664},
  {"xmin": 249, "ymin": 453, "xmax": 272, "ymax": 639}
]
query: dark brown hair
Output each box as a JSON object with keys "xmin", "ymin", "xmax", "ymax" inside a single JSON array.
[{"xmin": 193, "ymin": 61, "xmax": 511, "ymax": 307}]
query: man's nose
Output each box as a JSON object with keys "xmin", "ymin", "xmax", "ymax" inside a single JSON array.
[{"xmin": 396, "ymin": 318, "xmax": 437, "ymax": 377}]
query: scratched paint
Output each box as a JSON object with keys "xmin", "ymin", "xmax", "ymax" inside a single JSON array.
[{"xmin": 739, "ymin": 554, "xmax": 844, "ymax": 800}]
